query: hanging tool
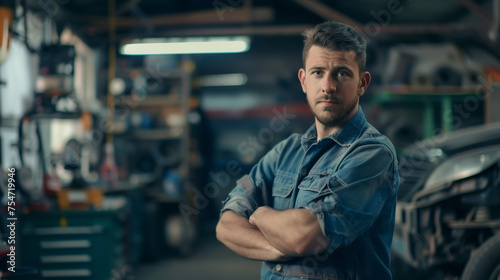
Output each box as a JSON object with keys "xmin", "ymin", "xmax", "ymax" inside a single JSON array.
[
  {"xmin": 35, "ymin": 122, "xmax": 61, "ymax": 197},
  {"xmin": 100, "ymin": 0, "xmax": 119, "ymax": 189}
]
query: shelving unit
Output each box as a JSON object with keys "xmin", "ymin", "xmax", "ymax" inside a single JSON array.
[
  {"xmin": 112, "ymin": 69, "xmax": 196, "ymax": 258},
  {"xmin": 114, "ymin": 69, "xmax": 191, "ymax": 181},
  {"xmin": 371, "ymin": 85, "xmax": 488, "ymax": 139}
]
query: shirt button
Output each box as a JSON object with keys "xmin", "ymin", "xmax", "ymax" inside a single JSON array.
[{"xmin": 276, "ymin": 264, "xmax": 282, "ymax": 272}]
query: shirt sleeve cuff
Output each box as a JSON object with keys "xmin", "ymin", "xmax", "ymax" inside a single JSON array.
[{"xmin": 220, "ymin": 194, "xmax": 258, "ymax": 219}]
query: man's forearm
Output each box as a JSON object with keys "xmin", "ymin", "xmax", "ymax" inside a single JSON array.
[
  {"xmin": 216, "ymin": 210, "xmax": 290, "ymax": 261},
  {"xmin": 249, "ymin": 207, "xmax": 329, "ymax": 256}
]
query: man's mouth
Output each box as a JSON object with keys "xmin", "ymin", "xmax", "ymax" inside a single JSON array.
[{"xmin": 317, "ymin": 99, "xmax": 340, "ymax": 104}]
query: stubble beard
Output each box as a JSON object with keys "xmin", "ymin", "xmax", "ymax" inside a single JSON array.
[{"xmin": 310, "ymin": 95, "xmax": 358, "ymax": 128}]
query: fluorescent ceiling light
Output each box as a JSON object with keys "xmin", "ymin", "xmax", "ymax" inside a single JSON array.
[
  {"xmin": 200, "ymin": 73, "xmax": 248, "ymax": 87},
  {"xmin": 120, "ymin": 36, "xmax": 250, "ymax": 55}
]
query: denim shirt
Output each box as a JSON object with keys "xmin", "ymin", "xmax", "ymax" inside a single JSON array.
[{"xmin": 221, "ymin": 107, "xmax": 400, "ymax": 280}]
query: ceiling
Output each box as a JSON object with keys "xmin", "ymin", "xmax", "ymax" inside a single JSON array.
[
  {"xmin": 20, "ymin": 0, "xmax": 500, "ymax": 104},
  {"xmin": 25, "ymin": 0, "xmax": 498, "ymax": 47}
]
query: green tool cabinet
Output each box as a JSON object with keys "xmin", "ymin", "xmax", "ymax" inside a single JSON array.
[{"xmin": 18, "ymin": 200, "xmax": 127, "ymax": 280}]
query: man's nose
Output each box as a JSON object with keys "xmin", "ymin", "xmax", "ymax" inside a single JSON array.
[{"xmin": 321, "ymin": 75, "xmax": 336, "ymax": 93}]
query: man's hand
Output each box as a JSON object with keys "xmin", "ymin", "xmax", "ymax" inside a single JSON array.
[
  {"xmin": 249, "ymin": 206, "xmax": 273, "ymax": 226},
  {"xmin": 249, "ymin": 206, "xmax": 329, "ymax": 256}
]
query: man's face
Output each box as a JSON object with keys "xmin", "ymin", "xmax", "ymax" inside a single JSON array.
[{"xmin": 298, "ymin": 45, "xmax": 370, "ymax": 131}]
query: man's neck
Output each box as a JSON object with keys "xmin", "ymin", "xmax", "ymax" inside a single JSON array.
[
  {"xmin": 315, "ymin": 120, "xmax": 339, "ymax": 141},
  {"xmin": 315, "ymin": 107, "xmax": 359, "ymax": 140}
]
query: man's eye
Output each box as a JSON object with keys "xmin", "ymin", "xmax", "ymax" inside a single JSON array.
[{"xmin": 337, "ymin": 71, "xmax": 348, "ymax": 77}]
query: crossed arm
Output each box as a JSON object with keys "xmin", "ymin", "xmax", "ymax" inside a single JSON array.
[{"xmin": 216, "ymin": 207, "xmax": 328, "ymax": 261}]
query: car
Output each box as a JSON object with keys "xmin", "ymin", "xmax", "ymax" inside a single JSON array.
[{"xmin": 391, "ymin": 121, "xmax": 500, "ymax": 280}]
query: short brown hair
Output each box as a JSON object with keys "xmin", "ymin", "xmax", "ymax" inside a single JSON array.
[{"xmin": 302, "ymin": 21, "xmax": 367, "ymax": 73}]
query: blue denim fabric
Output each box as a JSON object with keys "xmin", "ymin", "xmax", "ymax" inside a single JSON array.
[{"xmin": 221, "ymin": 107, "xmax": 400, "ymax": 280}]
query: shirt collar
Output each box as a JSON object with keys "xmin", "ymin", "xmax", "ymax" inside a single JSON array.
[{"xmin": 301, "ymin": 106, "xmax": 367, "ymax": 150}]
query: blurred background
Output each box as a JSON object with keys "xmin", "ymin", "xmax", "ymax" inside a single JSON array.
[{"xmin": 0, "ymin": 0, "xmax": 500, "ymax": 279}]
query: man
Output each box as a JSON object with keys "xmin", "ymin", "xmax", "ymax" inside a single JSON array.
[{"xmin": 216, "ymin": 21, "xmax": 400, "ymax": 280}]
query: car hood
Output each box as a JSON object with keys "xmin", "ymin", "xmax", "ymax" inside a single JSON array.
[{"xmin": 402, "ymin": 122, "xmax": 500, "ymax": 158}]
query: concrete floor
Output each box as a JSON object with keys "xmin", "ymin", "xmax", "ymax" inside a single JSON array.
[
  {"xmin": 135, "ymin": 234, "xmax": 262, "ymax": 280},
  {"xmin": 132, "ymin": 224, "xmax": 448, "ymax": 280}
]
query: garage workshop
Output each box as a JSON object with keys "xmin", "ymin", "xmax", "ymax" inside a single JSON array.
[{"xmin": 0, "ymin": 0, "xmax": 500, "ymax": 279}]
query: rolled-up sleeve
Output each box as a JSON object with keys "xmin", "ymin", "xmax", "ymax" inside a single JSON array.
[
  {"xmin": 305, "ymin": 143, "xmax": 399, "ymax": 253},
  {"xmin": 220, "ymin": 175, "xmax": 261, "ymax": 219},
  {"xmin": 220, "ymin": 138, "xmax": 288, "ymax": 219}
]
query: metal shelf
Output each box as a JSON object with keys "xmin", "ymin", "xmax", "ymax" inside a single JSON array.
[
  {"xmin": 130, "ymin": 129, "xmax": 184, "ymax": 140},
  {"xmin": 113, "ymin": 128, "xmax": 184, "ymax": 140},
  {"xmin": 146, "ymin": 190, "xmax": 183, "ymax": 203},
  {"xmin": 115, "ymin": 96, "xmax": 182, "ymax": 107},
  {"xmin": 372, "ymin": 85, "xmax": 486, "ymax": 95}
]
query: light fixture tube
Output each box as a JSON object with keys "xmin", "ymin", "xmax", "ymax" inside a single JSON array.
[{"xmin": 120, "ymin": 37, "xmax": 250, "ymax": 55}]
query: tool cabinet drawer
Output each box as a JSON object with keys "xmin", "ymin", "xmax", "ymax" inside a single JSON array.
[{"xmin": 18, "ymin": 206, "xmax": 126, "ymax": 280}]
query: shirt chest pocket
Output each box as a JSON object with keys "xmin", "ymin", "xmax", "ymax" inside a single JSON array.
[
  {"xmin": 272, "ymin": 170, "xmax": 295, "ymax": 210},
  {"xmin": 296, "ymin": 174, "xmax": 333, "ymax": 208}
]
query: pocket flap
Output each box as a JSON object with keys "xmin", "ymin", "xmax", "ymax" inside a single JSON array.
[
  {"xmin": 298, "ymin": 174, "xmax": 331, "ymax": 192},
  {"xmin": 272, "ymin": 170, "xmax": 295, "ymax": 197}
]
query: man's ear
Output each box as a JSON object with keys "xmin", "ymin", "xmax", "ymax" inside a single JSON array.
[
  {"xmin": 358, "ymin": 71, "xmax": 371, "ymax": 97},
  {"xmin": 298, "ymin": 68, "xmax": 307, "ymax": 93}
]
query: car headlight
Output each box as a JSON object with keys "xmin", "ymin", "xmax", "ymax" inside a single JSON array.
[{"xmin": 424, "ymin": 145, "xmax": 500, "ymax": 190}]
